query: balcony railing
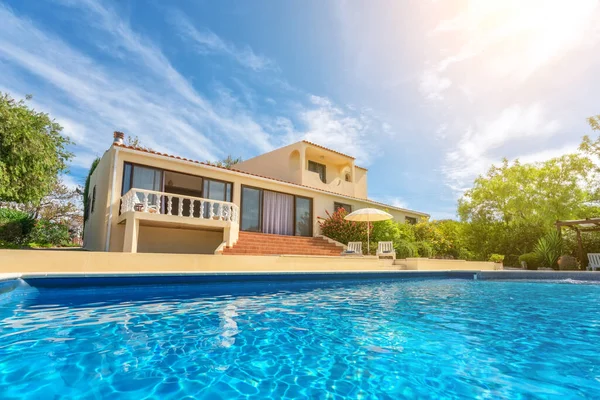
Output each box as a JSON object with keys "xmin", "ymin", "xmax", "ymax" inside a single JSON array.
[{"xmin": 120, "ymin": 189, "xmax": 239, "ymax": 223}]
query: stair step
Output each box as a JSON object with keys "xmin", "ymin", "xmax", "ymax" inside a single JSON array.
[{"xmin": 223, "ymin": 232, "xmax": 342, "ymax": 256}]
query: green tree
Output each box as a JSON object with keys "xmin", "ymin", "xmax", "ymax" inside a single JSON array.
[
  {"xmin": 458, "ymin": 155, "xmax": 597, "ymax": 226},
  {"xmin": 83, "ymin": 157, "xmax": 101, "ymax": 228},
  {"xmin": 456, "ymin": 130, "xmax": 600, "ymax": 264},
  {"xmin": 125, "ymin": 135, "xmax": 153, "ymax": 151},
  {"xmin": 0, "ymin": 93, "xmax": 72, "ymax": 203},
  {"xmin": 208, "ymin": 155, "xmax": 243, "ymax": 169}
]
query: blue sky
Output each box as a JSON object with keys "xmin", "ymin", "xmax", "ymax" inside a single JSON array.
[{"xmin": 1, "ymin": 0, "xmax": 600, "ymax": 219}]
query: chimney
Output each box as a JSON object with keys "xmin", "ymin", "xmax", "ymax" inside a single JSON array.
[{"xmin": 113, "ymin": 131, "xmax": 125, "ymax": 145}]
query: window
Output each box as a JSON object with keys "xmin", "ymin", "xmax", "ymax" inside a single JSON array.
[
  {"xmin": 308, "ymin": 161, "xmax": 326, "ymax": 183},
  {"xmin": 345, "ymin": 172, "xmax": 351, "ymax": 182},
  {"xmin": 84, "ymin": 195, "xmax": 91, "ymax": 221},
  {"xmin": 203, "ymin": 179, "xmax": 232, "ymax": 202},
  {"xmin": 334, "ymin": 202, "xmax": 352, "ymax": 213},
  {"xmin": 202, "ymin": 179, "xmax": 233, "ymax": 218},
  {"xmin": 121, "ymin": 163, "xmax": 162, "ymax": 195},
  {"xmin": 405, "ymin": 216, "xmax": 417, "ymax": 225},
  {"xmin": 91, "ymin": 186, "xmax": 96, "ymax": 213}
]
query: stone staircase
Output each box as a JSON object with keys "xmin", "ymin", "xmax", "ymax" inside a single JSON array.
[{"xmin": 222, "ymin": 232, "xmax": 344, "ymax": 256}]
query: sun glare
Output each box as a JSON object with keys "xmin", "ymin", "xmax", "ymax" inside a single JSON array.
[{"xmin": 453, "ymin": 0, "xmax": 598, "ymax": 78}]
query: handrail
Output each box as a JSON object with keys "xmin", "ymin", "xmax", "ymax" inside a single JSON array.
[{"xmin": 120, "ymin": 188, "xmax": 239, "ymax": 223}]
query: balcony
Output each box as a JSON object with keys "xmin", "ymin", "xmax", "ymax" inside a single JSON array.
[
  {"xmin": 303, "ymin": 170, "xmax": 356, "ymax": 197},
  {"xmin": 118, "ymin": 189, "xmax": 239, "ymax": 252}
]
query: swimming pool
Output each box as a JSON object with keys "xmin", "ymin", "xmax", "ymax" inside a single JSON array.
[{"xmin": 1, "ymin": 276, "xmax": 599, "ymax": 399}]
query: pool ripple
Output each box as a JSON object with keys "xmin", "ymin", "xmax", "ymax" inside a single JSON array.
[{"xmin": 1, "ymin": 279, "xmax": 600, "ymax": 398}]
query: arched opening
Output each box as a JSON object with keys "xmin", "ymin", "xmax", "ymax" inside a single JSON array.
[{"xmin": 289, "ymin": 150, "xmax": 300, "ymax": 172}]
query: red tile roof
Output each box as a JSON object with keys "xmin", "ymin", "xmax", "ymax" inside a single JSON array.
[{"xmin": 113, "ymin": 143, "xmax": 428, "ymax": 216}]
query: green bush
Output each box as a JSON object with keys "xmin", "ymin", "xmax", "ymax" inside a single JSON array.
[
  {"xmin": 503, "ymin": 254, "xmax": 520, "ymax": 268},
  {"xmin": 489, "ymin": 254, "xmax": 505, "ymax": 263},
  {"xmin": 0, "ymin": 240, "xmax": 20, "ymax": 249},
  {"xmin": 395, "ymin": 240, "xmax": 417, "ymax": 259},
  {"xmin": 458, "ymin": 247, "xmax": 475, "ymax": 261},
  {"xmin": 416, "ymin": 241, "xmax": 433, "ymax": 258},
  {"xmin": 0, "ymin": 208, "xmax": 35, "ymax": 244},
  {"xmin": 28, "ymin": 219, "xmax": 70, "ymax": 246},
  {"xmin": 534, "ymin": 231, "xmax": 564, "ymax": 269},
  {"xmin": 319, "ymin": 209, "xmax": 370, "ymax": 245},
  {"xmin": 519, "ymin": 252, "xmax": 541, "ymax": 270}
]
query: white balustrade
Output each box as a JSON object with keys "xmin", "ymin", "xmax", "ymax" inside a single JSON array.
[{"xmin": 120, "ymin": 189, "xmax": 239, "ymax": 223}]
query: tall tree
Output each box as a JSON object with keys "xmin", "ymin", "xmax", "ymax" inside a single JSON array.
[
  {"xmin": 0, "ymin": 93, "xmax": 72, "ymax": 203},
  {"xmin": 458, "ymin": 154, "xmax": 597, "ymax": 226}
]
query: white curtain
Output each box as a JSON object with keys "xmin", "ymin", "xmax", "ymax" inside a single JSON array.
[{"xmin": 262, "ymin": 191, "xmax": 294, "ymax": 235}]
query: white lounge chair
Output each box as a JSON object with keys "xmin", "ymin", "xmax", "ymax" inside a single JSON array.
[
  {"xmin": 587, "ymin": 253, "xmax": 600, "ymax": 271},
  {"xmin": 343, "ymin": 242, "xmax": 363, "ymax": 256},
  {"xmin": 377, "ymin": 241, "xmax": 396, "ymax": 260}
]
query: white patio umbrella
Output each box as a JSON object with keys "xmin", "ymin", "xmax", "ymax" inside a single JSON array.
[{"xmin": 344, "ymin": 208, "xmax": 393, "ymax": 255}]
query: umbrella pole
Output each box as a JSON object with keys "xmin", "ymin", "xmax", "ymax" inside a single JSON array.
[{"xmin": 367, "ymin": 215, "xmax": 370, "ymax": 256}]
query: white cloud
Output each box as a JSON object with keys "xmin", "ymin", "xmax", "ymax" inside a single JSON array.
[
  {"xmin": 171, "ymin": 12, "xmax": 277, "ymax": 72},
  {"xmin": 372, "ymin": 196, "xmax": 408, "ymax": 210},
  {"xmin": 431, "ymin": 0, "xmax": 600, "ymax": 82},
  {"xmin": 420, "ymin": 0, "xmax": 600, "ymax": 195},
  {"xmin": 419, "ymin": 68, "xmax": 452, "ymax": 100},
  {"xmin": 0, "ymin": 1, "xmax": 293, "ymax": 170},
  {"xmin": 60, "ymin": 174, "xmax": 83, "ymax": 191},
  {"xmin": 443, "ymin": 103, "xmax": 562, "ymax": 191},
  {"xmin": 295, "ymin": 95, "xmax": 383, "ymax": 165}
]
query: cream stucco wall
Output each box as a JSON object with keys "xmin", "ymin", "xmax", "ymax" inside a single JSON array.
[
  {"xmin": 0, "ymin": 250, "xmax": 396, "ymax": 274},
  {"xmin": 354, "ymin": 167, "xmax": 368, "ymax": 199},
  {"xmin": 82, "ymin": 149, "xmax": 114, "ymax": 252},
  {"xmin": 399, "ymin": 258, "xmax": 502, "ymax": 271},
  {"xmin": 137, "ymin": 226, "xmax": 223, "ymax": 254},
  {"xmin": 85, "ymin": 145, "xmax": 428, "ymax": 254},
  {"xmin": 235, "ymin": 142, "xmax": 304, "ymax": 184}
]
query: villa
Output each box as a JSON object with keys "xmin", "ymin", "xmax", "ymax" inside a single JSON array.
[{"xmin": 83, "ymin": 132, "xmax": 429, "ymax": 255}]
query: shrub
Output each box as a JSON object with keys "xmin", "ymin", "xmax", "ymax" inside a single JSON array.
[
  {"xmin": 416, "ymin": 241, "xmax": 433, "ymax": 258},
  {"xmin": 534, "ymin": 231, "xmax": 564, "ymax": 269},
  {"xmin": 489, "ymin": 254, "xmax": 505, "ymax": 263},
  {"xmin": 318, "ymin": 209, "xmax": 370, "ymax": 245},
  {"xmin": 558, "ymin": 255, "xmax": 579, "ymax": 270},
  {"xmin": 519, "ymin": 252, "xmax": 541, "ymax": 270},
  {"xmin": 503, "ymin": 254, "xmax": 520, "ymax": 268},
  {"xmin": 0, "ymin": 240, "xmax": 20, "ymax": 249},
  {"xmin": 28, "ymin": 219, "xmax": 70, "ymax": 246},
  {"xmin": 0, "ymin": 208, "xmax": 35, "ymax": 244},
  {"xmin": 458, "ymin": 247, "xmax": 475, "ymax": 261},
  {"xmin": 395, "ymin": 240, "xmax": 417, "ymax": 259}
]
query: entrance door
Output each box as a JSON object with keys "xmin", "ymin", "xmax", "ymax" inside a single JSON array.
[{"xmin": 262, "ymin": 190, "xmax": 294, "ymax": 235}]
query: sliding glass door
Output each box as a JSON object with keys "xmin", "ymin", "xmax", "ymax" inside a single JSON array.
[
  {"xmin": 241, "ymin": 186, "xmax": 313, "ymax": 236},
  {"xmin": 241, "ymin": 186, "xmax": 262, "ymax": 232},
  {"xmin": 295, "ymin": 197, "xmax": 312, "ymax": 237},
  {"xmin": 122, "ymin": 164, "xmax": 163, "ymax": 195},
  {"xmin": 262, "ymin": 191, "xmax": 294, "ymax": 235},
  {"xmin": 122, "ymin": 163, "xmax": 163, "ymax": 207}
]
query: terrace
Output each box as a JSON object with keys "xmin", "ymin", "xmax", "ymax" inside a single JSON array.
[{"xmin": 118, "ymin": 188, "xmax": 239, "ymax": 253}]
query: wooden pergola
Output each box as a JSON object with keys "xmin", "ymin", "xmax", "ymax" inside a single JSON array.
[{"xmin": 555, "ymin": 217, "xmax": 600, "ymax": 266}]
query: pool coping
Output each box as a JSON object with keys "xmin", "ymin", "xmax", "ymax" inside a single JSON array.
[{"xmin": 2, "ymin": 269, "xmax": 600, "ymax": 281}]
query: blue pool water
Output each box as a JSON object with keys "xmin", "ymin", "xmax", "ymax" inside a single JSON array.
[{"xmin": 1, "ymin": 277, "xmax": 600, "ymax": 399}]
